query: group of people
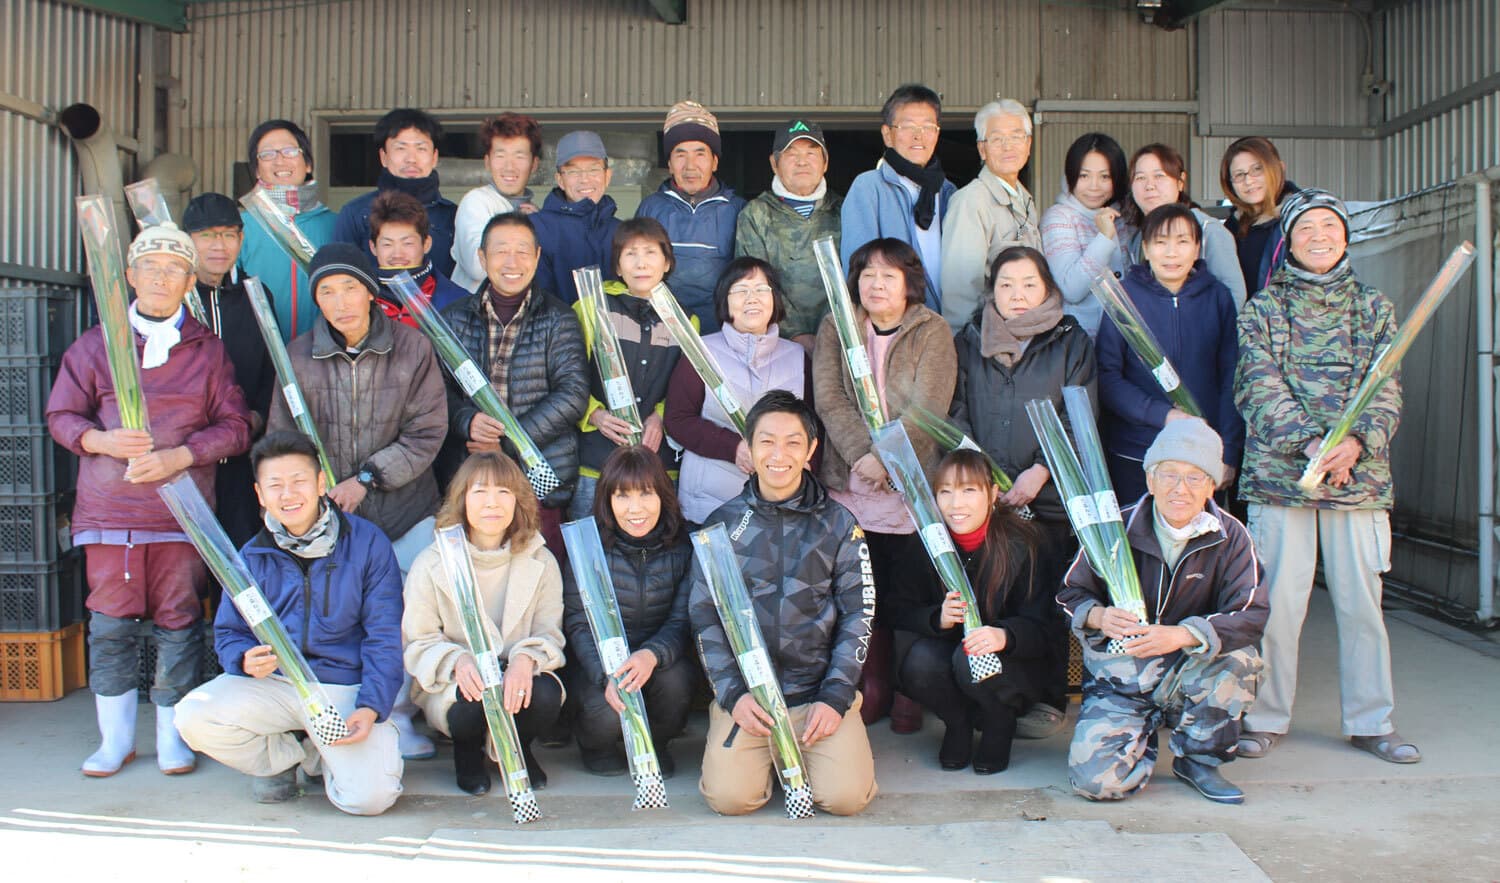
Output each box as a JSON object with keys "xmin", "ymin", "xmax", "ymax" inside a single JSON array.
[{"xmin": 45, "ymin": 82, "xmax": 1418, "ymax": 819}]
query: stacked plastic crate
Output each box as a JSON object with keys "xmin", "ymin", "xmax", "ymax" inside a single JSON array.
[{"xmin": 0, "ymin": 286, "xmax": 86, "ymax": 701}]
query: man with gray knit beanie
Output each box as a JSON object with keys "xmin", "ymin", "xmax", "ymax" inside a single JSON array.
[{"xmin": 1058, "ymin": 417, "xmax": 1268, "ymax": 804}]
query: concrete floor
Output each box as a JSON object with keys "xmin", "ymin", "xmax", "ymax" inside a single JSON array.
[{"xmin": 1, "ymin": 590, "xmax": 1496, "ymax": 882}]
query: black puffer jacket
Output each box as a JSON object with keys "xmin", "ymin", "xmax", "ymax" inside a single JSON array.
[
  {"xmin": 440, "ymin": 284, "xmax": 589, "ymax": 508},
  {"xmin": 951, "ymin": 314, "xmax": 1097, "ymax": 523},
  {"xmin": 562, "ymin": 525, "xmax": 693, "ymax": 689},
  {"xmin": 689, "ymin": 472, "xmax": 875, "ymax": 716}
]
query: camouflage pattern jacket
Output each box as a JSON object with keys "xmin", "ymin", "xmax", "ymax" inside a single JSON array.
[
  {"xmin": 1233, "ymin": 260, "xmax": 1401, "ymax": 509},
  {"xmin": 733, "ymin": 189, "xmax": 843, "ymax": 340},
  {"xmin": 689, "ymin": 472, "xmax": 876, "ymax": 716}
]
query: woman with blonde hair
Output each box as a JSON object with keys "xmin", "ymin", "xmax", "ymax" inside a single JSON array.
[{"xmin": 402, "ymin": 451, "xmax": 565, "ymax": 795}]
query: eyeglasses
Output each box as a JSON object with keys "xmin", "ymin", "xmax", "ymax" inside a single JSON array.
[
  {"xmin": 728, "ymin": 284, "xmax": 774, "ymax": 297},
  {"xmin": 984, "ymin": 134, "xmax": 1031, "ymax": 148},
  {"xmin": 193, "ymin": 230, "xmax": 242, "ymax": 243},
  {"xmin": 1230, "ymin": 164, "xmax": 1266, "ymax": 185},
  {"xmin": 255, "ymin": 146, "xmax": 304, "ymax": 162},
  {"xmin": 889, "ymin": 123, "xmax": 939, "ymax": 137},
  {"xmin": 559, "ymin": 166, "xmax": 607, "ymax": 180},
  {"xmin": 132, "ymin": 262, "xmax": 193, "ymax": 281},
  {"xmin": 1152, "ymin": 469, "xmax": 1213, "ymax": 490}
]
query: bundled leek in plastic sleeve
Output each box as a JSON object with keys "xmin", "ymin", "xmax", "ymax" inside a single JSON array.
[
  {"xmin": 245, "ymin": 277, "xmax": 338, "ymax": 486},
  {"xmin": 560, "ymin": 517, "xmax": 668, "ymax": 810},
  {"xmin": 240, "ymin": 187, "xmax": 316, "ymax": 274},
  {"xmin": 1025, "ymin": 393, "xmax": 1145, "ymax": 654},
  {"xmin": 814, "ymin": 236, "xmax": 885, "ymax": 434},
  {"xmin": 126, "ymin": 179, "xmax": 207, "ymax": 325},
  {"xmin": 1089, "ymin": 272, "xmax": 1202, "ymax": 418},
  {"xmin": 692, "ymin": 523, "xmax": 814, "ymax": 819},
  {"xmin": 573, "ymin": 266, "xmax": 643, "ymax": 445},
  {"xmin": 648, "ymin": 282, "xmax": 746, "ymax": 433},
  {"xmin": 906, "ymin": 405, "xmax": 1033, "ymax": 521},
  {"xmin": 1299, "ymin": 242, "xmax": 1477, "ymax": 491},
  {"xmin": 157, "ymin": 475, "xmax": 350, "ymax": 744},
  {"xmin": 386, "ymin": 271, "xmax": 561, "ymax": 497},
  {"xmin": 432, "ymin": 524, "xmax": 542, "ymax": 824},
  {"xmin": 77, "ymin": 194, "xmax": 150, "ymax": 432},
  {"xmin": 873, "ymin": 421, "xmax": 1002, "ymax": 682}
]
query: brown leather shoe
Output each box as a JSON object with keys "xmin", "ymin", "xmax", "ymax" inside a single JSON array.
[{"xmin": 890, "ymin": 693, "xmax": 924, "ymax": 734}]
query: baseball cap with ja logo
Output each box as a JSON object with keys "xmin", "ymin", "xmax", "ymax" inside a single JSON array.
[{"xmin": 773, "ymin": 119, "xmax": 827, "ymax": 154}]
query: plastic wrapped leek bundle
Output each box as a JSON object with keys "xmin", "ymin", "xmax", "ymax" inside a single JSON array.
[
  {"xmin": 813, "ymin": 236, "xmax": 885, "ymax": 434},
  {"xmin": 873, "ymin": 421, "xmax": 1002, "ymax": 682},
  {"xmin": 432, "ymin": 524, "xmax": 542, "ymax": 824},
  {"xmin": 573, "ymin": 266, "xmax": 643, "ymax": 445},
  {"xmin": 240, "ymin": 187, "xmax": 316, "ymax": 274},
  {"xmin": 905, "ymin": 405, "xmax": 1033, "ymax": 521},
  {"xmin": 1299, "ymin": 242, "xmax": 1477, "ymax": 491},
  {"xmin": 77, "ymin": 194, "xmax": 150, "ymax": 431},
  {"xmin": 245, "ymin": 277, "xmax": 338, "ymax": 486},
  {"xmin": 386, "ymin": 272, "xmax": 561, "ymax": 498},
  {"xmin": 692, "ymin": 522, "xmax": 814, "ymax": 819},
  {"xmin": 157, "ymin": 475, "xmax": 350, "ymax": 744},
  {"xmin": 648, "ymin": 282, "xmax": 746, "ymax": 433},
  {"xmin": 1090, "ymin": 273, "xmax": 1202, "ymax": 418},
  {"xmin": 560, "ymin": 517, "xmax": 668, "ymax": 810},
  {"xmin": 1026, "ymin": 393, "xmax": 1145, "ymax": 654},
  {"xmin": 124, "ymin": 178, "xmax": 207, "ymax": 323}
]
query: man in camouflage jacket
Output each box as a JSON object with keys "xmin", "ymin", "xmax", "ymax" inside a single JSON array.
[{"xmin": 690, "ymin": 391, "xmax": 878, "ymax": 816}]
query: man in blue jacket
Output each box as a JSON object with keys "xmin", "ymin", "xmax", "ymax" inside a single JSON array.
[
  {"xmin": 636, "ymin": 100, "xmax": 745, "ymax": 332},
  {"xmin": 175, "ymin": 431, "xmax": 405, "ymax": 816},
  {"xmin": 530, "ymin": 130, "xmax": 621, "ymax": 304},
  {"xmin": 841, "ymin": 84, "xmax": 957, "ymax": 313}
]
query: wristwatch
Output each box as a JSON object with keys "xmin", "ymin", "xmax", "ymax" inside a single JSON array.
[{"xmin": 356, "ymin": 468, "xmax": 376, "ymax": 490}]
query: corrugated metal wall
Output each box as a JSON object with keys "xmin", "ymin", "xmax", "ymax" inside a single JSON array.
[
  {"xmin": 1381, "ymin": 0, "xmax": 1500, "ymax": 193},
  {"xmin": 1, "ymin": 0, "xmax": 140, "ymax": 277}
]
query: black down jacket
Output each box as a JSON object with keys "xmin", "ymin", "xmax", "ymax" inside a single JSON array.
[
  {"xmin": 562, "ymin": 525, "xmax": 694, "ymax": 689},
  {"xmin": 689, "ymin": 472, "xmax": 875, "ymax": 717},
  {"xmin": 439, "ymin": 283, "xmax": 589, "ymax": 508}
]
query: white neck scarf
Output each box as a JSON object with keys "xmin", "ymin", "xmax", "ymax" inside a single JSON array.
[
  {"xmin": 128, "ymin": 302, "xmax": 184, "ymax": 369},
  {"xmin": 771, "ymin": 174, "xmax": 827, "ymax": 203},
  {"xmin": 1153, "ymin": 505, "xmax": 1222, "ymax": 543}
]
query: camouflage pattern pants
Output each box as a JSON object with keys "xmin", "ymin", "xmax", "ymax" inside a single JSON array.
[{"xmin": 1069, "ymin": 638, "xmax": 1262, "ymax": 801}]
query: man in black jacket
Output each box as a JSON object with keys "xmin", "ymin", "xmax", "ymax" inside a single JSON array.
[
  {"xmin": 184, "ymin": 193, "xmax": 276, "ymax": 547},
  {"xmin": 690, "ymin": 391, "xmax": 878, "ymax": 816},
  {"xmin": 439, "ymin": 212, "xmax": 589, "ymax": 555}
]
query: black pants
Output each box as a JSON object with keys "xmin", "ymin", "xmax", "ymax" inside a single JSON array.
[
  {"xmin": 569, "ymin": 656, "xmax": 697, "ymax": 752},
  {"xmin": 897, "ymin": 634, "xmax": 1050, "ymax": 727},
  {"xmin": 445, "ymin": 671, "xmax": 564, "ymax": 746},
  {"xmin": 1034, "ymin": 516, "xmax": 1078, "ymax": 710}
]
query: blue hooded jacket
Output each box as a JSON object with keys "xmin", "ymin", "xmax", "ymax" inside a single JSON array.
[
  {"xmin": 215, "ymin": 509, "xmax": 405, "ymax": 721},
  {"xmin": 530, "ymin": 188, "xmax": 621, "ymax": 304},
  {"xmin": 635, "ymin": 179, "xmax": 745, "ymax": 332},
  {"xmin": 1096, "ymin": 262, "xmax": 1245, "ymax": 464}
]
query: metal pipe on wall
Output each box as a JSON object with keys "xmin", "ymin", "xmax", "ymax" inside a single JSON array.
[{"xmin": 1477, "ymin": 175, "xmax": 1495, "ymax": 623}]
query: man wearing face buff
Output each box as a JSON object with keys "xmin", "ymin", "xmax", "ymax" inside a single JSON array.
[
  {"xmin": 175, "ymin": 431, "xmax": 405, "ymax": 815},
  {"xmin": 48, "ymin": 223, "xmax": 252, "ymax": 779},
  {"xmin": 690, "ymin": 391, "xmax": 878, "ymax": 816},
  {"xmin": 1060, "ymin": 418, "xmax": 1266, "ymax": 805}
]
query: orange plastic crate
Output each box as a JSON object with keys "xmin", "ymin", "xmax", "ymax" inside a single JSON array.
[{"xmin": 1, "ymin": 622, "xmax": 86, "ymax": 701}]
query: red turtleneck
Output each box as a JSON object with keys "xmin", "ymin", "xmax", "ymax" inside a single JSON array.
[{"xmin": 951, "ymin": 515, "xmax": 990, "ymax": 553}]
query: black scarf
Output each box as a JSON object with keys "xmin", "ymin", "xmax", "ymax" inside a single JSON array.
[
  {"xmin": 882, "ymin": 148, "xmax": 947, "ymax": 231},
  {"xmin": 377, "ymin": 169, "xmax": 442, "ymax": 206},
  {"xmin": 378, "ymin": 259, "xmax": 432, "ymax": 288}
]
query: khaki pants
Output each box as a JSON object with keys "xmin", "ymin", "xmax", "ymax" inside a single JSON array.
[
  {"xmin": 175, "ymin": 674, "xmax": 404, "ymax": 816},
  {"xmin": 699, "ymin": 693, "xmax": 877, "ymax": 817},
  {"xmin": 1243, "ymin": 504, "xmax": 1397, "ymax": 737}
]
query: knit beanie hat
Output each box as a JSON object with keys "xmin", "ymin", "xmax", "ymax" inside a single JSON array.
[
  {"xmin": 182, "ymin": 193, "xmax": 243, "ymax": 233},
  {"xmin": 1279, "ymin": 187, "xmax": 1350, "ymax": 240},
  {"xmin": 663, "ymin": 100, "xmax": 722, "ymax": 157},
  {"xmin": 1143, "ymin": 417, "xmax": 1224, "ymax": 485},
  {"xmin": 308, "ymin": 242, "xmax": 379, "ymax": 295},
  {"xmin": 127, "ymin": 222, "xmax": 197, "ymax": 268}
]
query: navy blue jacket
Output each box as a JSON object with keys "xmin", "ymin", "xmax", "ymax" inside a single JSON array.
[
  {"xmin": 1097, "ymin": 262, "xmax": 1244, "ymax": 463},
  {"xmin": 530, "ymin": 188, "xmax": 621, "ymax": 304},
  {"xmin": 215, "ymin": 509, "xmax": 406, "ymax": 721},
  {"xmin": 635, "ymin": 179, "xmax": 745, "ymax": 333},
  {"xmin": 1227, "ymin": 180, "xmax": 1300, "ymax": 295},
  {"xmin": 334, "ymin": 172, "xmax": 459, "ymax": 278}
]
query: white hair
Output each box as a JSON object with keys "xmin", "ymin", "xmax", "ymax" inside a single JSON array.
[{"xmin": 973, "ymin": 99, "xmax": 1032, "ymax": 140}]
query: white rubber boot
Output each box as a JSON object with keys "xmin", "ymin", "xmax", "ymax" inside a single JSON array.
[
  {"xmin": 155, "ymin": 705, "xmax": 196, "ymax": 774},
  {"xmin": 392, "ymin": 673, "xmax": 435, "ymax": 760},
  {"xmin": 82, "ymin": 690, "xmax": 139, "ymax": 777}
]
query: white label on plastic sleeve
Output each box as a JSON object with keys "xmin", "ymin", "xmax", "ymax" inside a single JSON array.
[
  {"xmin": 780, "ymin": 766, "xmax": 802, "ymax": 780},
  {"xmin": 600, "ymin": 636, "xmax": 629, "ymax": 675},
  {"xmin": 1152, "ymin": 361, "xmax": 1181, "ymax": 393},
  {"xmin": 633, "ymin": 753, "xmax": 656, "ymax": 769},
  {"xmin": 1094, "ymin": 491, "xmax": 1122, "ymax": 523},
  {"xmin": 737, "ymin": 647, "xmax": 775, "ymax": 689},
  {"xmin": 956, "ymin": 434, "xmax": 982, "ymax": 453},
  {"xmin": 604, "ymin": 376, "xmax": 633, "ymax": 410},
  {"xmin": 454, "ymin": 359, "xmax": 487, "ymax": 396},
  {"xmin": 711, "ymin": 384, "xmax": 740, "ymax": 414},
  {"xmin": 476, "ymin": 651, "xmax": 504, "ymax": 688},
  {"xmin": 234, "ymin": 585, "xmax": 273, "ymax": 628},
  {"xmin": 921, "ymin": 522, "xmax": 956, "ymax": 557},
  {"xmin": 846, "ymin": 346, "xmax": 872, "ymax": 379},
  {"xmin": 1066, "ymin": 495, "xmax": 1101, "ymax": 528},
  {"xmin": 282, "ymin": 384, "xmax": 306, "ymax": 419},
  {"xmin": 509, "ymin": 770, "xmax": 530, "ymax": 788}
]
